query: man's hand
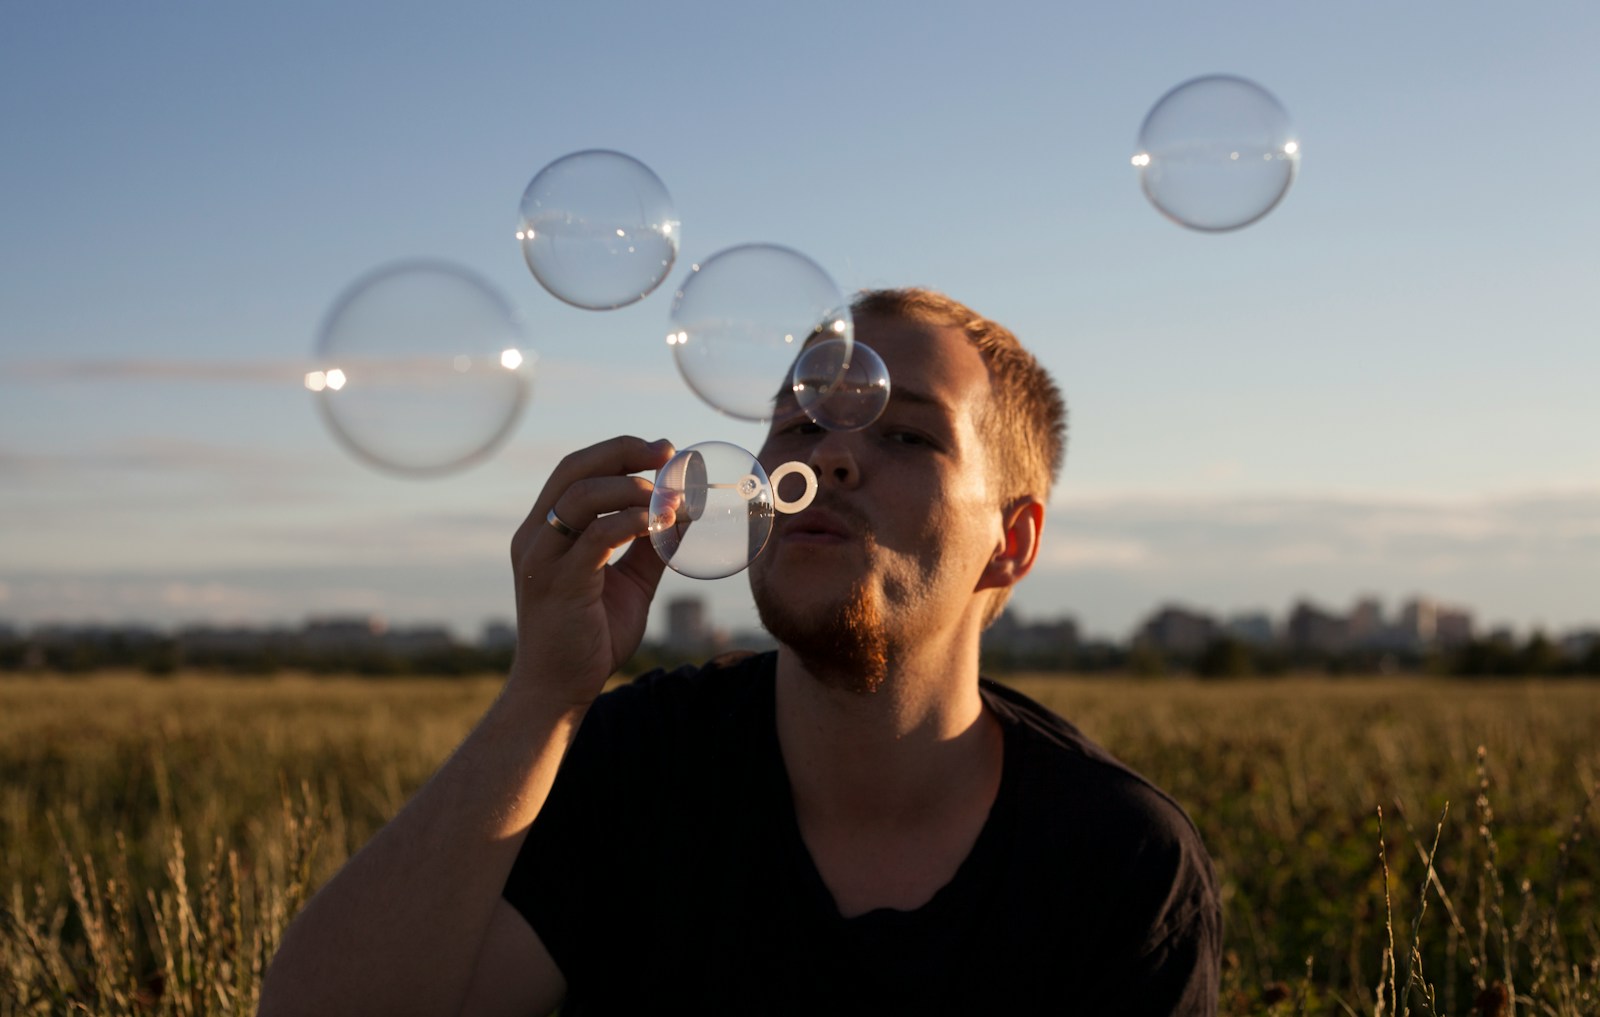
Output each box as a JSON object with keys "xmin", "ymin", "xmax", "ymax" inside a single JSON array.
[
  {"xmin": 509, "ymin": 435, "xmax": 677, "ymax": 707},
  {"xmin": 260, "ymin": 435, "xmax": 679, "ymax": 1017}
]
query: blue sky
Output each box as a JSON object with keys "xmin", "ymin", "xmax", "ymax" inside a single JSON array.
[{"xmin": 3, "ymin": 1, "xmax": 1597, "ymax": 642}]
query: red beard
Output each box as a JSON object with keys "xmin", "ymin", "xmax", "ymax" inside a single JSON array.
[{"xmin": 753, "ymin": 573, "xmax": 889, "ymax": 694}]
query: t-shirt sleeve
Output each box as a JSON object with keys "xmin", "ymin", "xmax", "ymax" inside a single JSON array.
[
  {"xmin": 981, "ymin": 681, "xmax": 1224, "ymax": 1015},
  {"xmin": 1098, "ymin": 805, "xmax": 1223, "ymax": 1017},
  {"xmin": 1116, "ymin": 887, "xmax": 1223, "ymax": 1017},
  {"xmin": 500, "ymin": 680, "xmax": 650, "ymax": 987},
  {"xmin": 500, "ymin": 653, "xmax": 766, "ymax": 997}
]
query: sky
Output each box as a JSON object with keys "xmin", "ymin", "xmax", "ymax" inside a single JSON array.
[{"xmin": 2, "ymin": 0, "xmax": 1597, "ymax": 644}]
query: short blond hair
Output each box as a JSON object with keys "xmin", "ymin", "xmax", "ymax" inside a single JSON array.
[{"xmin": 851, "ymin": 288, "xmax": 1067, "ymax": 505}]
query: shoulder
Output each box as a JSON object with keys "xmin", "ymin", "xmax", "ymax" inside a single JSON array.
[
  {"xmin": 622, "ymin": 648, "xmax": 776, "ymax": 698},
  {"xmin": 981, "ymin": 677, "xmax": 1200, "ymax": 834},
  {"xmin": 981, "ymin": 679, "xmax": 1219, "ymax": 952},
  {"xmin": 567, "ymin": 650, "xmax": 776, "ymax": 773},
  {"xmin": 594, "ymin": 649, "xmax": 775, "ymax": 727},
  {"xmin": 528, "ymin": 649, "xmax": 778, "ymax": 841}
]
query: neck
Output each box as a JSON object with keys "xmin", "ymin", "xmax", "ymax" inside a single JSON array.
[
  {"xmin": 774, "ymin": 638, "xmax": 996, "ymax": 826},
  {"xmin": 772, "ymin": 638, "xmax": 1005, "ymax": 917}
]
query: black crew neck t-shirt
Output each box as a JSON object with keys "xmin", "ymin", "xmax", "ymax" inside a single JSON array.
[{"xmin": 503, "ymin": 652, "xmax": 1220, "ymax": 1015}]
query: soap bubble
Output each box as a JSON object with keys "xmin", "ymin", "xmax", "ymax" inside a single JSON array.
[
  {"xmin": 792, "ymin": 340, "xmax": 890, "ymax": 431},
  {"xmin": 310, "ymin": 260, "xmax": 530, "ymax": 475},
  {"xmin": 1132, "ymin": 74, "xmax": 1300, "ymax": 232},
  {"xmin": 666, "ymin": 244, "xmax": 852, "ymax": 421},
  {"xmin": 649, "ymin": 441, "xmax": 775, "ymax": 579},
  {"xmin": 517, "ymin": 150, "xmax": 679, "ymax": 310}
]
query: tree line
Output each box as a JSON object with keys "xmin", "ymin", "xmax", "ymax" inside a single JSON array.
[
  {"xmin": 982, "ymin": 631, "xmax": 1600, "ymax": 678},
  {"xmin": 3, "ymin": 628, "xmax": 1596, "ymax": 679}
]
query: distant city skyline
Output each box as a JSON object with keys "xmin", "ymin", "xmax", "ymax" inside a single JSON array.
[{"xmin": 6, "ymin": 584, "xmax": 1594, "ymax": 651}]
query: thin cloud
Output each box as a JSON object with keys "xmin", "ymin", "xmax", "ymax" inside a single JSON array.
[
  {"xmin": 0, "ymin": 439, "xmax": 342, "ymax": 512},
  {"xmin": 1039, "ymin": 537, "xmax": 1156, "ymax": 569},
  {"xmin": 532, "ymin": 359, "xmax": 698, "ymax": 400},
  {"xmin": 0, "ymin": 566, "xmax": 513, "ymax": 637},
  {"xmin": 154, "ymin": 581, "xmax": 279, "ymax": 613},
  {"xmin": 1057, "ymin": 489, "xmax": 1600, "ymax": 552},
  {"xmin": 1257, "ymin": 542, "xmax": 1342, "ymax": 567},
  {"xmin": 1024, "ymin": 487, "xmax": 1600, "ymax": 636},
  {"xmin": 3, "ymin": 358, "xmax": 311, "ymax": 385}
]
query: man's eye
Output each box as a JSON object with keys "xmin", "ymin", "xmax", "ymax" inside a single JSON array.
[{"xmin": 778, "ymin": 418, "xmax": 822, "ymax": 436}]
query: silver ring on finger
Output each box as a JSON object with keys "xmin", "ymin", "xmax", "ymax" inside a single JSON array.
[{"xmin": 546, "ymin": 508, "xmax": 585, "ymax": 539}]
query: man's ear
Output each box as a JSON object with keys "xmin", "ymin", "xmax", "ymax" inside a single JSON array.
[{"xmin": 977, "ymin": 497, "xmax": 1044, "ymax": 592}]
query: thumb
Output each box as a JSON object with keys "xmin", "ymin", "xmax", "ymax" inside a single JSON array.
[{"xmin": 612, "ymin": 532, "xmax": 670, "ymax": 597}]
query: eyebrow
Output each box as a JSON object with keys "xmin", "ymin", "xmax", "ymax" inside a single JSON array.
[
  {"xmin": 766, "ymin": 381, "xmax": 953, "ymax": 427},
  {"xmin": 886, "ymin": 386, "xmax": 942, "ymax": 410},
  {"xmin": 880, "ymin": 383, "xmax": 964, "ymax": 428}
]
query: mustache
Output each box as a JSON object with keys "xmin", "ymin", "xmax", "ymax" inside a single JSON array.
[{"xmin": 789, "ymin": 493, "xmax": 871, "ymax": 534}]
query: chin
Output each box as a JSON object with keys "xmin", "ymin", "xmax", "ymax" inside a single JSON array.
[{"xmin": 752, "ymin": 571, "xmax": 889, "ymax": 694}]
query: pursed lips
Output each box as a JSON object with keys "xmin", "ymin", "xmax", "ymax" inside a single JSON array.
[{"xmin": 776, "ymin": 506, "xmax": 856, "ymax": 544}]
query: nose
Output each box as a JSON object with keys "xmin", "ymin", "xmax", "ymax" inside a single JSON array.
[{"xmin": 808, "ymin": 432, "xmax": 860, "ymax": 490}]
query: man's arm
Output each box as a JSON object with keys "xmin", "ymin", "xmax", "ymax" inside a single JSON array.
[
  {"xmin": 456, "ymin": 898, "xmax": 567, "ymax": 1016},
  {"xmin": 258, "ymin": 436, "xmax": 676, "ymax": 1017}
]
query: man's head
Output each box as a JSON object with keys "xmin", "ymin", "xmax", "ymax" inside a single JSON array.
[{"xmin": 750, "ymin": 288, "xmax": 1068, "ymax": 687}]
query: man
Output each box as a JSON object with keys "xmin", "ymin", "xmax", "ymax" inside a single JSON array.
[{"xmin": 260, "ymin": 288, "xmax": 1221, "ymax": 1015}]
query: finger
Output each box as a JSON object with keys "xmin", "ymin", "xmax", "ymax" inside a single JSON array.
[
  {"xmin": 513, "ymin": 437, "xmax": 674, "ymax": 555},
  {"xmin": 578, "ymin": 502, "xmax": 656, "ymax": 548},
  {"xmin": 548, "ymin": 475, "xmax": 658, "ymax": 533},
  {"xmin": 519, "ymin": 478, "xmax": 659, "ymax": 577},
  {"xmin": 538, "ymin": 436, "xmax": 674, "ymax": 516},
  {"xmin": 553, "ymin": 505, "xmax": 661, "ymax": 574},
  {"xmin": 611, "ymin": 525, "xmax": 670, "ymax": 591},
  {"xmin": 566, "ymin": 505, "xmax": 672, "ymax": 585}
]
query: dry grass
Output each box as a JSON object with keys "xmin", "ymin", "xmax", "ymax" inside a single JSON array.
[
  {"xmin": 1009, "ymin": 675, "xmax": 1600, "ymax": 1014},
  {"xmin": 1, "ymin": 671, "xmax": 501, "ymax": 1015},
  {"xmin": 3, "ymin": 670, "xmax": 1597, "ymax": 1014}
]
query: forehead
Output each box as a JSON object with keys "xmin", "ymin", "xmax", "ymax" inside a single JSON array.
[{"xmin": 852, "ymin": 313, "xmax": 991, "ymax": 414}]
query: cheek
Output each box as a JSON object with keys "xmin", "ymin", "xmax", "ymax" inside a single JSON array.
[
  {"xmin": 935, "ymin": 488, "xmax": 1007, "ymax": 573},
  {"xmin": 888, "ymin": 491, "xmax": 993, "ymax": 583},
  {"xmin": 892, "ymin": 460, "xmax": 991, "ymax": 542}
]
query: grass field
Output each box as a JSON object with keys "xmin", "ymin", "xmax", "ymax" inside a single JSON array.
[{"xmin": 2, "ymin": 670, "xmax": 1597, "ymax": 1015}]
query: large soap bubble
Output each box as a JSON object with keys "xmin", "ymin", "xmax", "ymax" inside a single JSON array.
[
  {"xmin": 1132, "ymin": 74, "xmax": 1300, "ymax": 232},
  {"xmin": 517, "ymin": 150, "xmax": 679, "ymax": 310},
  {"xmin": 650, "ymin": 441, "xmax": 775, "ymax": 579},
  {"xmin": 649, "ymin": 442, "xmax": 817, "ymax": 579},
  {"xmin": 309, "ymin": 260, "xmax": 530, "ymax": 475},
  {"xmin": 666, "ymin": 244, "xmax": 852, "ymax": 422},
  {"xmin": 792, "ymin": 340, "xmax": 890, "ymax": 431}
]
